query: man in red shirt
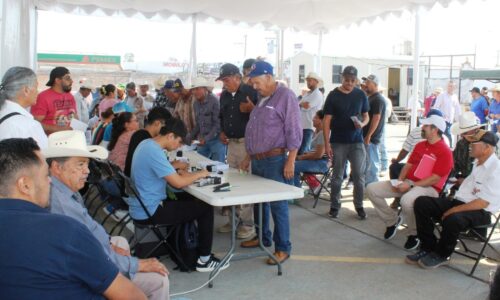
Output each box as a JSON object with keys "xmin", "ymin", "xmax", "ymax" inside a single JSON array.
[
  {"xmin": 31, "ymin": 67, "xmax": 76, "ymax": 134},
  {"xmin": 366, "ymin": 115, "xmax": 453, "ymax": 250}
]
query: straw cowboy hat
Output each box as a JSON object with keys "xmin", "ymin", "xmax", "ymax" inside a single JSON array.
[
  {"xmin": 43, "ymin": 130, "xmax": 108, "ymax": 159},
  {"xmin": 450, "ymin": 111, "xmax": 485, "ymax": 135},
  {"xmin": 190, "ymin": 77, "xmax": 213, "ymax": 89}
]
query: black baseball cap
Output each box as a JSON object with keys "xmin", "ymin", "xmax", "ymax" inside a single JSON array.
[
  {"xmin": 342, "ymin": 66, "xmax": 357, "ymax": 77},
  {"xmin": 46, "ymin": 67, "xmax": 70, "ymax": 86},
  {"xmin": 469, "ymin": 87, "xmax": 480, "ymax": 93},
  {"xmin": 464, "ymin": 130, "xmax": 499, "ymax": 146},
  {"xmin": 243, "ymin": 58, "xmax": 256, "ymax": 70},
  {"xmin": 216, "ymin": 63, "xmax": 241, "ymax": 81},
  {"xmin": 164, "ymin": 79, "xmax": 184, "ymax": 92}
]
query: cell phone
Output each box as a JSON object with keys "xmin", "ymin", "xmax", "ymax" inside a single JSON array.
[{"xmin": 213, "ymin": 182, "xmax": 231, "ymax": 192}]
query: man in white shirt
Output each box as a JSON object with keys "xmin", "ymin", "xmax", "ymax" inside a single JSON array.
[
  {"xmin": 74, "ymin": 83, "xmax": 93, "ymax": 124},
  {"xmin": 407, "ymin": 130, "xmax": 500, "ymax": 269},
  {"xmin": 432, "ymin": 81, "xmax": 462, "ymax": 143},
  {"xmin": 298, "ymin": 72, "xmax": 323, "ymax": 154}
]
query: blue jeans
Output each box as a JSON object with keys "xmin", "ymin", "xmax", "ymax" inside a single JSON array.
[
  {"xmin": 331, "ymin": 143, "xmax": 366, "ymax": 209},
  {"xmin": 252, "ymin": 154, "xmax": 292, "ymax": 254},
  {"xmin": 293, "ymin": 158, "xmax": 329, "ymax": 187},
  {"xmin": 365, "ymin": 143, "xmax": 380, "ymax": 186},
  {"xmin": 197, "ymin": 136, "xmax": 227, "ymax": 163},
  {"xmin": 298, "ymin": 129, "xmax": 314, "ymax": 154},
  {"xmin": 379, "ymin": 128, "xmax": 388, "ymax": 171}
]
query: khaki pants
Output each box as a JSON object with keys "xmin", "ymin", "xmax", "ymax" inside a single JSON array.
[
  {"xmin": 226, "ymin": 139, "xmax": 254, "ymax": 228},
  {"xmin": 366, "ymin": 180, "xmax": 438, "ymax": 236},
  {"xmin": 110, "ymin": 236, "xmax": 170, "ymax": 300}
]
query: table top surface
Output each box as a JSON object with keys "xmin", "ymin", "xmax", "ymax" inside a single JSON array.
[{"xmin": 173, "ymin": 151, "xmax": 304, "ymax": 207}]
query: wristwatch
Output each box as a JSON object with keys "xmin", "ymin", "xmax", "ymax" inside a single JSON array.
[{"xmin": 410, "ymin": 183, "xmax": 415, "ymax": 188}]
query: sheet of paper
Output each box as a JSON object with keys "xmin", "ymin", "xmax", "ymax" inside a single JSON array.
[
  {"xmin": 70, "ymin": 118, "xmax": 88, "ymax": 132},
  {"xmin": 390, "ymin": 179, "xmax": 402, "ymax": 187}
]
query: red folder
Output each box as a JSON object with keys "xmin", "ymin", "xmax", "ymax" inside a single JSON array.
[{"xmin": 413, "ymin": 154, "xmax": 447, "ymax": 190}]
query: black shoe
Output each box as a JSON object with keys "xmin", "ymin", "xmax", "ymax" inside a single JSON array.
[
  {"xmin": 404, "ymin": 235, "xmax": 420, "ymax": 251},
  {"xmin": 384, "ymin": 216, "xmax": 402, "ymax": 240},
  {"xmin": 196, "ymin": 254, "xmax": 230, "ymax": 272},
  {"xmin": 329, "ymin": 208, "xmax": 339, "ymax": 218},
  {"xmin": 405, "ymin": 250, "xmax": 429, "ymax": 265},
  {"xmin": 418, "ymin": 252, "xmax": 449, "ymax": 269},
  {"xmin": 355, "ymin": 207, "xmax": 366, "ymax": 220}
]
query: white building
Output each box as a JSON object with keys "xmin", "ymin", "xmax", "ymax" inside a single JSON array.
[{"xmin": 285, "ymin": 52, "xmax": 426, "ymax": 107}]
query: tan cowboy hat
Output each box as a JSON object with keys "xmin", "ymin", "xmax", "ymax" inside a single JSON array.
[
  {"xmin": 450, "ymin": 111, "xmax": 485, "ymax": 135},
  {"xmin": 43, "ymin": 130, "xmax": 108, "ymax": 159},
  {"xmin": 190, "ymin": 77, "xmax": 213, "ymax": 89}
]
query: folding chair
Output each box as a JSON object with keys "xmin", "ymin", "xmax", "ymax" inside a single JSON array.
[
  {"xmin": 302, "ymin": 166, "xmax": 333, "ymax": 208},
  {"xmin": 117, "ymin": 171, "xmax": 190, "ymax": 272}
]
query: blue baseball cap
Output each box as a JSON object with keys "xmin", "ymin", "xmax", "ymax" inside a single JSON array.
[
  {"xmin": 426, "ymin": 108, "xmax": 443, "ymax": 118},
  {"xmin": 164, "ymin": 79, "xmax": 183, "ymax": 92},
  {"xmin": 248, "ymin": 61, "xmax": 273, "ymax": 78},
  {"xmin": 112, "ymin": 102, "xmax": 133, "ymax": 114}
]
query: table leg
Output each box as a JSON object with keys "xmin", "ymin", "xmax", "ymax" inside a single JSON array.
[
  {"xmin": 208, "ymin": 205, "xmax": 236, "ymax": 288},
  {"xmin": 257, "ymin": 202, "xmax": 282, "ymax": 276}
]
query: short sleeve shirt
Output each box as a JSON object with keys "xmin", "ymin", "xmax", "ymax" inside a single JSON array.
[
  {"xmin": 0, "ymin": 199, "xmax": 118, "ymax": 299},
  {"xmin": 363, "ymin": 92, "xmax": 386, "ymax": 144},
  {"xmin": 31, "ymin": 88, "xmax": 77, "ymax": 126},
  {"xmin": 129, "ymin": 139, "xmax": 176, "ymax": 220},
  {"xmin": 323, "ymin": 87, "xmax": 369, "ymax": 144}
]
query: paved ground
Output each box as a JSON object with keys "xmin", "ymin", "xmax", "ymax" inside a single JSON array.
[{"xmin": 159, "ymin": 123, "xmax": 497, "ymax": 300}]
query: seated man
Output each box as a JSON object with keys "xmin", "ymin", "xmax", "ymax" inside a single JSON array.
[
  {"xmin": 293, "ymin": 109, "xmax": 329, "ymax": 192},
  {"xmin": 129, "ymin": 117, "xmax": 228, "ymax": 272},
  {"xmin": 0, "ymin": 138, "xmax": 145, "ymax": 299},
  {"xmin": 367, "ymin": 115, "xmax": 453, "ymax": 250},
  {"xmin": 44, "ymin": 130, "xmax": 169, "ymax": 300},
  {"xmin": 407, "ymin": 130, "xmax": 500, "ymax": 268}
]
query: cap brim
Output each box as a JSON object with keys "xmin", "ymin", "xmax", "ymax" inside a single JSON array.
[{"xmin": 42, "ymin": 146, "xmax": 108, "ymax": 160}]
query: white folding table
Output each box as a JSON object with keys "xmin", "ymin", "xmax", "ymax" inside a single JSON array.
[{"xmin": 179, "ymin": 151, "xmax": 304, "ymax": 287}]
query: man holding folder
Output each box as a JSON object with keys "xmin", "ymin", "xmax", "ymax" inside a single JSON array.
[{"xmin": 366, "ymin": 114, "xmax": 453, "ymax": 250}]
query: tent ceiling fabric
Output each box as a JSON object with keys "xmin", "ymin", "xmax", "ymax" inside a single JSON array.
[{"xmin": 36, "ymin": 0, "xmax": 451, "ymax": 32}]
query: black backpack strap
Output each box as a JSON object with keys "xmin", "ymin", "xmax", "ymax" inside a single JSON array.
[{"xmin": 0, "ymin": 112, "xmax": 21, "ymax": 124}]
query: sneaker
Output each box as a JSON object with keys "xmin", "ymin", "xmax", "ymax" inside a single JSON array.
[
  {"xmin": 418, "ymin": 252, "xmax": 449, "ymax": 269},
  {"xmin": 196, "ymin": 255, "xmax": 230, "ymax": 273},
  {"xmin": 404, "ymin": 235, "xmax": 420, "ymax": 251},
  {"xmin": 237, "ymin": 226, "xmax": 256, "ymax": 239},
  {"xmin": 355, "ymin": 207, "xmax": 366, "ymax": 220},
  {"xmin": 328, "ymin": 208, "xmax": 339, "ymax": 218},
  {"xmin": 384, "ymin": 216, "xmax": 402, "ymax": 240},
  {"xmin": 217, "ymin": 223, "xmax": 232, "ymax": 233},
  {"xmin": 405, "ymin": 250, "xmax": 429, "ymax": 265}
]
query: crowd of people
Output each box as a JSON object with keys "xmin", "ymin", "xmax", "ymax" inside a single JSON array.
[{"xmin": 0, "ymin": 60, "xmax": 499, "ymax": 299}]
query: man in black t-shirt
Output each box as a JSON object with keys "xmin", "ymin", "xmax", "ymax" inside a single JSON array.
[
  {"xmin": 323, "ymin": 66, "xmax": 370, "ymax": 219},
  {"xmin": 362, "ymin": 74, "xmax": 386, "ymax": 186}
]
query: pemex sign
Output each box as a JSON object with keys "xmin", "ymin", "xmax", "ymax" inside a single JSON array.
[{"xmin": 38, "ymin": 53, "xmax": 121, "ymax": 65}]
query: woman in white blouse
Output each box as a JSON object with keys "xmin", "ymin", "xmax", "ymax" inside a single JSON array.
[{"xmin": 0, "ymin": 67, "xmax": 48, "ymax": 148}]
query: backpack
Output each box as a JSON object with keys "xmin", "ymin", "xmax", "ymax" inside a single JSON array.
[{"xmin": 170, "ymin": 221, "xmax": 199, "ymax": 272}]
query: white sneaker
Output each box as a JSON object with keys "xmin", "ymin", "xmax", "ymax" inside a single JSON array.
[
  {"xmin": 196, "ymin": 255, "xmax": 230, "ymax": 272},
  {"xmin": 217, "ymin": 223, "xmax": 232, "ymax": 233}
]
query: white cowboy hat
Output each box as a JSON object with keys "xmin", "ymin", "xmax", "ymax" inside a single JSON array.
[
  {"xmin": 450, "ymin": 111, "xmax": 485, "ymax": 135},
  {"xmin": 306, "ymin": 72, "xmax": 321, "ymax": 82},
  {"xmin": 190, "ymin": 77, "xmax": 213, "ymax": 89},
  {"xmin": 43, "ymin": 130, "xmax": 108, "ymax": 159}
]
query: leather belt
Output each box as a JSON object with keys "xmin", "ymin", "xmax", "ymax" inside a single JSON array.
[{"xmin": 250, "ymin": 148, "xmax": 286, "ymax": 160}]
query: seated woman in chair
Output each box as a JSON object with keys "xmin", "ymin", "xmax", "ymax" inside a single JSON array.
[{"xmin": 293, "ymin": 109, "xmax": 329, "ymax": 191}]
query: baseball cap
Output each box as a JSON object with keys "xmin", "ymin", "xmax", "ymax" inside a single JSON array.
[
  {"xmin": 80, "ymin": 82, "xmax": 93, "ymax": 90},
  {"xmin": 361, "ymin": 74, "xmax": 379, "ymax": 85},
  {"xmin": 46, "ymin": 66, "xmax": 70, "ymax": 86},
  {"xmin": 342, "ymin": 66, "xmax": 357, "ymax": 77},
  {"xmin": 243, "ymin": 58, "xmax": 256, "ymax": 70},
  {"xmin": 164, "ymin": 79, "xmax": 184, "ymax": 92},
  {"xmin": 469, "ymin": 87, "xmax": 480, "ymax": 93},
  {"xmin": 112, "ymin": 102, "xmax": 133, "ymax": 114},
  {"xmin": 420, "ymin": 115, "xmax": 447, "ymax": 132},
  {"xmin": 248, "ymin": 61, "xmax": 273, "ymax": 78},
  {"xmin": 216, "ymin": 63, "xmax": 241, "ymax": 81},
  {"xmin": 464, "ymin": 129, "xmax": 499, "ymax": 146},
  {"xmin": 126, "ymin": 82, "xmax": 136, "ymax": 90},
  {"xmin": 426, "ymin": 108, "xmax": 443, "ymax": 118}
]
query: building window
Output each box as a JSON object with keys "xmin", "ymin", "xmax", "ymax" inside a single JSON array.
[
  {"xmin": 299, "ymin": 65, "xmax": 305, "ymax": 83},
  {"xmin": 407, "ymin": 68, "xmax": 413, "ymax": 86},
  {"xmin": 332, "ymin": 65, "xmax": 342, "ymax": 83}
]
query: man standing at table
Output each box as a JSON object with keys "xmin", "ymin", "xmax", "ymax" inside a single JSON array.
[{"xmin": 240, "ymin": 61, "xmax": 302, "ymax": 265}]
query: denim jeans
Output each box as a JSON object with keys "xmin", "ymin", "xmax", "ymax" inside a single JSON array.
[
  {"xmin": 365, "ymin": 143, "xmax": 380, "ymax": 186},
  {"xmin": 251, "ymin": 154, "xmax": 292, "ymax": 254},
  {"xmin": 331, "ymin": 143, "xmax": 366, "ymax": 209},
  {"xmin": 298, "ymin": 129, "xmax": 314, "ymax": 155},
  {"xmin": 379, "ymin": 128, "xmax": 388, "ymax": 171},
  {"xmin": 293, "ymin": 158, "xmax": 329, "ymax": 187},
  {"xmin": 197, "ymin": 136, "xmax": 227, "ymax": 163}
]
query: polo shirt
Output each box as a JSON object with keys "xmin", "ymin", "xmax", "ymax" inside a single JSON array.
[
  {"xmin": 129, "ymin": 139, "xmax": 176, "ymax": 220},
  {"xmin": 0, "ymin": 199, "xmax": 118, "ymax": 299},
  {"xmin": 0, "ymin": 100, "xmax": 48, "ymax": 148},
  {"xmin": 406, "ymin": 138, "xmax": 453, "ymax": 192},
  {"xmin": 219, "ymin": 84, "xmax": 258, "ymax": 139},
  {"xmin": 455, "ymin": 153, "xmax": 500, "ymax": 213},
  {"xmin": 323, "ymin": 87, "xmax": 369, "ymax": 144},
  {"xmin": 470, "ymin": 96, "xmax": 489, "ymax": 124}
]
